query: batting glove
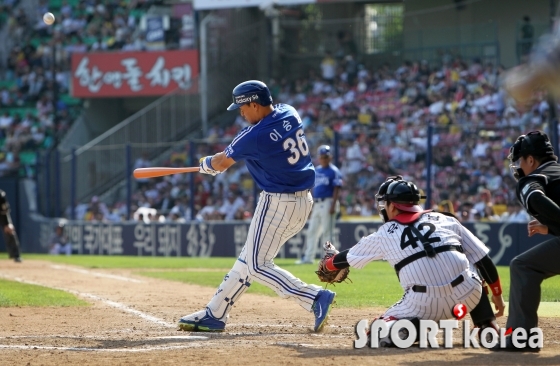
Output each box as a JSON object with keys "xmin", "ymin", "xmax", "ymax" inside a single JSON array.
[{"xmin": 199, "ymin": 156, "xmax": 220, "ymax": 176}]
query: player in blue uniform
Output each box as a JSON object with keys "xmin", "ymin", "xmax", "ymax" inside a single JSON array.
[
  {"xmin": 178, "ymin": 80, "xmax": 336, "ymax": 332},
  {"xmin": 297, "ymin": 145, "xmax": 342, "ymax": 264}
]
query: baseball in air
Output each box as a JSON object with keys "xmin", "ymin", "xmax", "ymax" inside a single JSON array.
[{"xmin": 43, "ymin": 12, "xmax": 55, "ymax": 25}]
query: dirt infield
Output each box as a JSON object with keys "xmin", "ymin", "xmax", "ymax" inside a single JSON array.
[{"xmin": 1, "ymin": 259, "xmax": 560, "ymax": 366}]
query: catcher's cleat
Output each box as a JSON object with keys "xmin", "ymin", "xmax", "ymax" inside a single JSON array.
[
  {"xmin": 476, "ymin": 319, "xmax": 499, "ymax": 344},
  {"xmin": 178, "ymin": 309, "xmax": 225, "ymax": 332},
  {"xmin": 313, "ymin": 289, "xmax": 336, "ymax": 332}
]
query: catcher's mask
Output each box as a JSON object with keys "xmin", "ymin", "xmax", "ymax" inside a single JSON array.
[
  {"xmin": 376, "ymin": 178, "xmax": 425, "ymax": 223},
  {"xmin": 508, "ymin": 130, "xmax": 557, "ymax": 181}
]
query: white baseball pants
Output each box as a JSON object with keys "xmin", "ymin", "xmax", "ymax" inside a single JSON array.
[
  {"xmin": 303, "ymin": 197, "xmax": 337, "ymax": 261},
  {"xmin": 206, "ymin": 190, "xmax": 322, "ymax": 321},
  {"xmin": 383, "ymin": 270, "xmax": 482, "ymax": 322}
]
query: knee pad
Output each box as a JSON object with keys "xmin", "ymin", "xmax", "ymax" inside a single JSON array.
[{"xmin": 207, "ymin": 259, "xmax": 252, "ymax": 321}]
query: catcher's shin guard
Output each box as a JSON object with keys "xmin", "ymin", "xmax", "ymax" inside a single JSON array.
[
  {"xmin": 469, "ymin": 285, "xmax": 496, "ymax": 327},
  {"xmin": 469, "ymin": 284, "xmax": 499, "ymax": 343},
  {"xmin": 206, "ymin": 259, "xmax": 252, "ymax": 321}
]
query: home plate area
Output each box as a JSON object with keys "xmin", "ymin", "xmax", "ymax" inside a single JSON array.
[{"xmin": 1, "ymin": 262, "xmax": 560, "ymax": 365}]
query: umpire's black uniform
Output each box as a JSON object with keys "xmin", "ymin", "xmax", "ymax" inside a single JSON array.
[
  {"xmin": 508, "ymin": 131, "xmax": 560, "ymax": 333},
  {"xmin": 0, "ymin": 189, "xmax": 21, "ymax": 262}
]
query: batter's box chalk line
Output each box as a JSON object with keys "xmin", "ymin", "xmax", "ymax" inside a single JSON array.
[
  {"xmin": 50, "ymin": 265, "xmax": 144, "ymax": 283},
  {"xmin": 0, "ymin": 343, "xmax": 214, "ymax": 352},
  {"xmin": 275, "ymin": 342, "xmax": 350, "ymax": 348},
  {"xmin": 228, "ymin": 323, "xmax": 353, "ymax": 329},
  {"xmin": 0, "ymin": 274, "xmax": 175, "ymax": 328}
]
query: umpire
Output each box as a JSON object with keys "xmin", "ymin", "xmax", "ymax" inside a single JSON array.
[
  {"xmin": 496, "ymin": 131, "xmax": 560, "ymax": 352},
  {"xmin": 0, "ymin": 189, "xmax": 21, "ymax": 263}
]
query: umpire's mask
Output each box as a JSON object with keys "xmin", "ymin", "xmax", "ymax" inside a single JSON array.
[{"xmin": 508, "ymin": 131, "xmax": 557, "ymax": 181}]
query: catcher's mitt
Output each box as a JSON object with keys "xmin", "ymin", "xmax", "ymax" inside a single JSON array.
[{"xmin": 315, "ymin": 241, "xmax": 351, "ymax": 285}]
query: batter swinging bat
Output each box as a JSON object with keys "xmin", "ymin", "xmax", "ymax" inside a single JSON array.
[{"xmin": 133, "ymin": 167, "xmax": 200, "ymax": 179}]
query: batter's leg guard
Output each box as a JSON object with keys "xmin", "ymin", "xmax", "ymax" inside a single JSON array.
[{"xmin": 206, "ymin": 258, "xmax": 252, "ymax": 321}]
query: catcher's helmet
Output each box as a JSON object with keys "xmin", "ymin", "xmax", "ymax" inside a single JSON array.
[
  {"xmin": 227, "ymin": 80, "xmax": 273, "ymax": 111},
  {"xmin": 375, "ymin": 175, "xmax": 402, "ymax": 222},
  {"xmin": 317, "ymin": 145, "xmax": 331, "ymax": 156},
  {"xmin": 376, "ymin": 177, "xmax": 425, "ymax": 222},
  {"xmin": 508, "ymin": 130, "xmax": 557, "ymax": 180}
]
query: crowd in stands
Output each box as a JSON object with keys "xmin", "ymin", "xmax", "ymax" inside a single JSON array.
[
  {"xmin": 0, "ymin": 1, "xmax": 537, "ymax": 224},
  {"xmin": 0, "ymin": 0, "xmax": 182, "ymax": 178},
  {"xmin": 0, "ymin": 2, "xmax": 541, "ymax": 224},
  {"xmin": 66, "ymin": 47, "xmax": 548, "ymax": 224}
]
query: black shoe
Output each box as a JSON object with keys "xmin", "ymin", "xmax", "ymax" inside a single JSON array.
[{"xmin": 490, "ymin": 335, "xmax": 541, "ymax": 352}]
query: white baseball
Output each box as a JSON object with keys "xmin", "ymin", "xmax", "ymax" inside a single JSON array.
[{"xmin": 43, "ymin": 12, "xmax": 55, "ymax": 25}]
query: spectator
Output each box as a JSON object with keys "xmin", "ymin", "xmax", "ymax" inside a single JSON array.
[
  {"xmin": 320, "ymin": 51, "xmax": 337, "ymax": 83},
  {"xmin": 196, "ymin": 197, "xmax": 221, "ymax": 221},
  {"xmin": 49, "ymin": 222, "xmax": 72, "ymax": 255},
  {"xmin": 168, "ymin": 206, "xmax": 187, "ymax": 223},
  {"xmin": 501, "ymin": 201, "xmax": 531, "ymax": 223},
  {"xmin": 219, "ymin": 192, "xmax": 245, "ymax": 221}
]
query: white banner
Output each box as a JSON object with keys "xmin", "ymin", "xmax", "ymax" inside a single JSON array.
[{"xmin": 193, "ymin": 0, "xmax": 314, "ymax": 10}]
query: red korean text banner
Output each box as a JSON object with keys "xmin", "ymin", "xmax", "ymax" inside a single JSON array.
[{"xmin": 71, "ymin": 50, "xmax": 199, "ymax": 98}]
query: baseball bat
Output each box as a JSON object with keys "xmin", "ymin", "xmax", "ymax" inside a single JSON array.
[{"xmin": 133, "ymin": 167, "xmax": 200, "ymax": 179}]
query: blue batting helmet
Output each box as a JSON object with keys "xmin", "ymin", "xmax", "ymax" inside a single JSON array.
[
  {"xmin": 317, "ymin": 145, "xmax": 331, "ymax": 156},
  {"xmin": 227, "ymin": 80, "xmax": 273, "ymax": 111}
]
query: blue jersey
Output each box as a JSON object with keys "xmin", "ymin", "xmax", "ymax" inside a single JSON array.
[
  {"xmin": 313, "ymin": 164, "xmax": 343, "ymax": 199},
  {"xmin": 224, "ymin": 104, "xmax": 315, "ymax": 193}
]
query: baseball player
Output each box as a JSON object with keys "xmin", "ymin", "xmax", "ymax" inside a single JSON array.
[
  {"xmin": 320, "ymin": 176, "xmax": 505, "ymax": 346},
  {"xmin": 0, "ymin": 190, "xmax": 21, "ymax": 263},
  {"xmin": 297, "ymin": 145, "xmax": 342, "ymax": 264},
  {"xmin": 492, "ymin": 131, "xmax": 560, "ymax": 352},
  {"xmin": 178, "ymin": 80, "xmax": 335, "ymax": 332}
]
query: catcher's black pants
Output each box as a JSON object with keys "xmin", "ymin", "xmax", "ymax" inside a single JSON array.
[{"xmin": 506, "ymin": 236, "xmax": 560, "ymax": 331}]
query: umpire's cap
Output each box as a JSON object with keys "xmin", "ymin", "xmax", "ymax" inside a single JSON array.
[
  {"xmin": 508, "ymin": 130, "xmax": 557, "ymax": 162},
  {"xmin": 317, "ymin": 145, "xmax": 331, "ymax": 156},
  {"xmin": 227, "ymin": 80, "xmax": 273, "ymax": 111},
  {"xmin": 378, "ymin": 179, "xmax": 426, "ymax": 213}
]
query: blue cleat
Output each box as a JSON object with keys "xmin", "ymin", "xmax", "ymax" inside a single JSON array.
[
  {"xmin": 178, "ymin": 309, "xmax": 225, "ymax": 332},
  {"xmin": 312, "ymin": 289, "xmax": 336, "ymax": 332}
]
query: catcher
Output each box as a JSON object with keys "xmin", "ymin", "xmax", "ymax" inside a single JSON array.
[{"xmin": 316, "ymin": 176, "xmax": 505, "ymax": 346}]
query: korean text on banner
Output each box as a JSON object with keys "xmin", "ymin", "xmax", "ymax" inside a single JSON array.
[{"xmin": 71, "ymin": 50, "xmax": 199, "ymax": 98}]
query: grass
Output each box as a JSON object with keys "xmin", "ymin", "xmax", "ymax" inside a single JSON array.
[
  {"xmin": 138, "ymin": 261, "xmax": 401, "ymax": 308},
  {"xmin": 22, "ymin": 254, "xmax": 237, "ymax": 269},
  {"xmin": 0, "ymin": 278, "xmax": 89, "ymax": 307},
  {"xmin": 21, "ymin": 254, "xmax": 560, "ymax": 308}
]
